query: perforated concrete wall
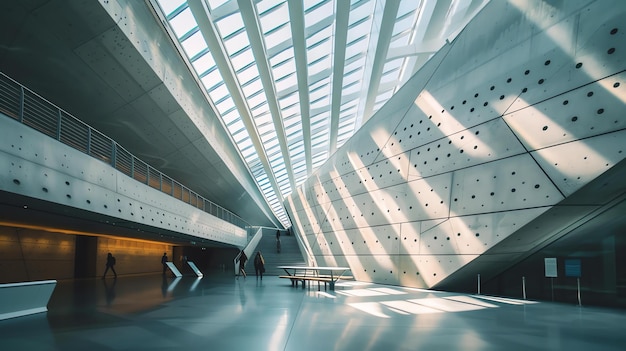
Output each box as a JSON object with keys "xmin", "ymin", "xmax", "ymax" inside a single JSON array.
[
  {"xmin": 284, "ymin": 0, "xmax": 626, "ymax": 288},
  {"xmin": 0, "ymin": 117, "xmax": 246, "ymax": 248}
]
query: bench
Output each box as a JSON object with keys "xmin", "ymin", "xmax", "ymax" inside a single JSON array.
[
  {"xmin": 279, "ymin": 275, "xmax": 334, "ymax": 290},
  {"xmin": 277, "ymin": 266, "xmax": 351, "ymax": 291}
]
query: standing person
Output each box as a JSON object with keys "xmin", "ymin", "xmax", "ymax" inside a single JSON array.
[
  {"xmin": 276, "ymin": 230, "xmax": 281, "ymax": 253},
  {"xmin": 161, "ymin": 252, "xmax": 168, "ymax": 275},
  {"xmin": 254, "ymin": 251, "xmax": 265, "ymax": 280},
  {"xmin": 238, "ymin": 249, "xmax": 247, "ymax": 278},
  {"xmin": 102, "ymin": 252, "xmax": 117, "ymax": 279}
]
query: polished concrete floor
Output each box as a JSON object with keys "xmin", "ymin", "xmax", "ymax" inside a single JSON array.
[{"xmin": 2, "ymin": 272, "xmax": 626, "ymax": 350}]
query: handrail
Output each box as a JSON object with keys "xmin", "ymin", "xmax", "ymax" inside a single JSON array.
[
  {"xmin": 233, "ymin": 227, "xmax": 263, "ymax": 275},
  {"xmin": 0, "ymin": 71, "xmax": 249, "ymax": 229}
]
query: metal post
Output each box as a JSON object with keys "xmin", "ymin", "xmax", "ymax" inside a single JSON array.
[
  {"xmin": 477, "ymin": 273, "xmax": 481, "ymax": 295},
  {"xmin": 522, "ymin": 276, "xmax": 526, "ymax": 300},
  {"xmin": 577, "ymin": 277, "xmax": 582, "ymax": 306}
]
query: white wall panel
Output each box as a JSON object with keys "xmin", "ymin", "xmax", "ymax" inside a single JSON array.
[
  {"xmin": 448, "ymin": 208, "xmax": 550, "ymax": 256},
  {"xmin": 415, "ymin": 254, "xmax": 478, "ymax": 287},
  {"xmin": 504, "ymin": 73, "xmax": 626, "ymax": 151},
  {"xmin": 449, "ymin": 155, "xmax": 564, "ymax": 216},
  {"xmin": 407, "ymin": 119, "xmax": 526, "ymax": 181},
  {"xmin": 397, "ymin": 221, "xmax": 422, "ymax": 255},
  {"xmin": 532, "ymin": 130, "xmax": 626, "ymax": 197}
]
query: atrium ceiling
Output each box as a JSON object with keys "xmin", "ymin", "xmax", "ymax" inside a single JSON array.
[{"xmin": 150, "ymin": 0, "xmax": 488, "ymax": 227}]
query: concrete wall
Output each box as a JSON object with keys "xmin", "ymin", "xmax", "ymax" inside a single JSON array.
[
  {"xmin": 284, "ymin": 0, "xmax": 626, "ymax": 289},
  {"xmin": 0, "ymin": 115, "xmax": 247, "ymax": 248}
]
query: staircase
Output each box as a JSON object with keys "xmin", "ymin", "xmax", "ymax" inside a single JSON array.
[{"xmin": 254, "ymin": 233, "xmax": 306, "ymax": 276}]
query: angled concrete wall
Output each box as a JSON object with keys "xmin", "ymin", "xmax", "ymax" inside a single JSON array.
[{"xmin": 284, "ymin": 0, "xmax": 626, "ymax": 288}]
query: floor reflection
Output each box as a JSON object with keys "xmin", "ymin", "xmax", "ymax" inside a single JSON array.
[{"xmin": 1, "ymin": 272, "xmax": 626, "ymax": 350}]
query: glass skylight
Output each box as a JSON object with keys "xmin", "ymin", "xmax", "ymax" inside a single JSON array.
[{"xmin": 153, "ymin": 0, "xmax": 487, "ymax": 228}]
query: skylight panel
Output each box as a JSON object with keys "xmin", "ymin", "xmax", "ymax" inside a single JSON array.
[
  {"xmin": 181, "ymin": 32, "xmax": 208, "ymax": 58},
  {"xmin": 236, "ymin": 64, "xmax": 259, "ymax": 86},
  {"xmin": 168, "ymin": 7, "xmax": 196, "ymax": 38},
  {"xmin": 157, "ymin": 0, "xmax": 186, "ymax": 16},
  {"xmin": 265, "ymin": 23, "xmax": 292, "ymax": 49},
  {"xmin": 307, "ymin": 37, "xmax": 331, "ymax": 62},
  {"xmin": 304, "ymin": 1, "xmax": 333, "ymax": 27},
  {"xmin": 214, "ymin": 91, "xmax": 235, "ymax": 109},
  {"xmin": 223, "ymin": 31, "xmax": 250, "ymax": 55},
  {"xmin": 226, "ymin": 119, "xmax": 245, "ymax": 133},
  {"xmin": 215, "ymin": 12, "xmax": 245, "ymax": 38},
  {"xmin": 272, "ymin": 59, "xmax": 296, "ymax": 81},
  {"xmin": 349, "ymin": 0, "xmax": 375, "ymax": 19},
  {"xmin": 207, "ymin": 0, "xmax": 230, "ymax": 11},
  {"xmin": 269, "ymin": 45, "xmax": 294, "ymax": 63},
  {"xmin": 242, "ymin": 78, "xmax": 263, "ymax": 97},
  {"xmin": 232, "ymin": 131, "xmax": 250, "ymax": 145},
  {"xmin": 274, "ymin": 73, "xmax": 297, "ymax": 92},
  {"xmin": 230, "ymin": 49, "xmax": 255, "ymax": 71},
  {"xmin": 306, "ymin": 26, "xmax": 333, "ymax": 47},
  {"xmin": 257, "ymin": 0, "xmax": 285, "ymax": 14},
  {"xmin": 199, "ymin": 61, "xmax": 220, "ymax": 82},
  {"xmin": 192, "ymin": 52, "xmax": 215, "ymax": 75}
]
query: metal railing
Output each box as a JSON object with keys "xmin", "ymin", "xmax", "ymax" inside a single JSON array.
[{"xmin": 0, "ymin": 72, "xmax": 248, "ymax": 229}]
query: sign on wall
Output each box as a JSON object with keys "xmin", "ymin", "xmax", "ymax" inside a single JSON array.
[{"xmin": 544, "ymin": 257, "xmax": 558, "ymax": 278}]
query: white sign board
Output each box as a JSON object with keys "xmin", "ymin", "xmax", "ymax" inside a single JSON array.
[
  {"xmin": 544, "ymin": 257, "xmax": 558, "ymax": 278},
  {"xmin": 165, "ymin": 262, "xmax": 183, "ymax": 277},
  {"xmin": 187, "ymin": 261, "xmax": 203, "ymax": 277}
]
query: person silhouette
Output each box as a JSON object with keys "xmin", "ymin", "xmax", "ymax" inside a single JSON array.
[
  {"xmin": 102, "ymin": 252, "xmax": 117, "ymax": 279},
  {"xmin": 254, "ymin": 251, "xmax": 265, "ymax": 280},
  {"xmin": 238, "ymin": 249, "xmax": 247, "ymax": 278},
  {"xmin": 161, "ymin": 253, "xmax": 168, "ymax": 275}
]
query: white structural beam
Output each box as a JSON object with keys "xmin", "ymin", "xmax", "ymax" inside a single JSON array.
[
  {"xmin": 187, "ymin": 0, "xmax": 283, "ymax": 205},
  {"xmin": 328, "ymin": 0, "xmax": 350, "ymax": 156},
  {"xmin": 287, "ymin": 0, "xmax": 312, "ymax": 175},
  {"xmin": 238, "ymin": 0, "xmax": 296, "ymax": 196},
  {"xmin": 360, "ymin": 1, "xmax": 400, "ymax": 125}
]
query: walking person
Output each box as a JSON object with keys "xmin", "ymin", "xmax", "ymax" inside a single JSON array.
[
  {"xmin": 238, "ymin": 249, "xmax": 247, "ymax": 278},
  {"xmin": 254, "ymin": 251, "xmax": 265, "ymax": 280},
  {"xmin": 161, "ymin": 252, "xmax": 168, "ymax": 275},
  {"xmin": 102, "ymin": 252, "xmax": 117, "ymax": 279}
]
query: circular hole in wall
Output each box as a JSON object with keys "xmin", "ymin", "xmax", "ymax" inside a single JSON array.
[{"xmin": 13, "ymin": 179, "xmax": 20, "ymax": 185}]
